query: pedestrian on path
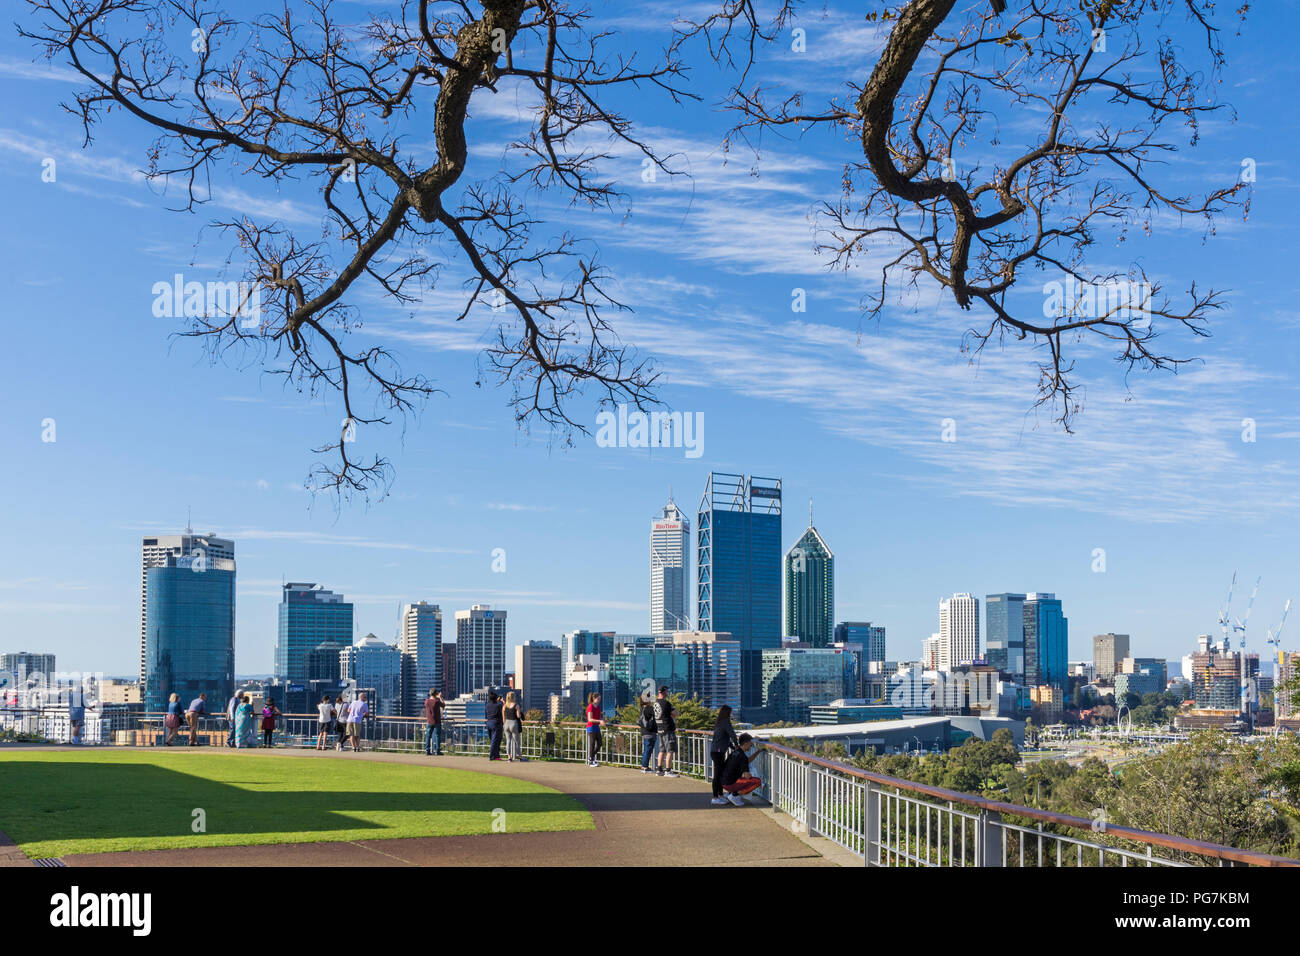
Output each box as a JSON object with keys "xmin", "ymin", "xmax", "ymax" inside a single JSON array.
[
  {"xmin": 485, "ymin": 691, "xmax": 504, "ymax": 761},
  {"xmin": 424, "ymin": 689, "xmax": 445, "ymax": 756},
  {"xmin": 316, "ymin": 695, "xmax": 334, "ymax": 750},
  {"xmin": 502, "ymin": 691, "xmax": 524, "ymax": 762},
  {"xmin": 186, "ymin": 694, "xmax": 208, "ymax": 746},
  {"xmin": 585, "ymin": 692, "xmax": 604, "ymax": 767},
  {"xmin": 638, "ymin": 694, "xmax": 658, "ymax": 774},
  {"xmin": 710, "ymin": 704, "xmax": 741, "ymax": 805},
  {"xmin": 163, "ymin": 693, "xmax": 183, "ymax": 746},
  {"xmin": 261, "ymin": 698, "xmax": 282, "ymax": 748},
  {"xmin": 653, "ymin": 687, "xmax": 679, "ymax": 777}
]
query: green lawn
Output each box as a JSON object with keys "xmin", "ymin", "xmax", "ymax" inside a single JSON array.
[{"xmin": 0, "ymin": 750, "xmax": 593, "ymax": 858}]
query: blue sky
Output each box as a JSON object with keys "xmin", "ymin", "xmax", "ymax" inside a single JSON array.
[{"xmin": 2, "ymin": 0, "xmax": 1299, "ymax": 677}]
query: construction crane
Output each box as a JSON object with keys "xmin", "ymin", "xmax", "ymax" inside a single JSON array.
[
  {"xmin": 1233, "ymin": 576, "xmax": 1261, "ymax": 721},
  {"xmin": 1217, "ymin": 571, "xmax": 1237, "ymax": 654},
  {"xmin": 1267, "ymin": 600, "xmax": 1293, "ymax": 705}
]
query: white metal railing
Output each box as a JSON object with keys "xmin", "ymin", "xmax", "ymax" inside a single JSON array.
[{"xmin": 755, "ymin": 743, "xmax": 1299, "ymax": 868}]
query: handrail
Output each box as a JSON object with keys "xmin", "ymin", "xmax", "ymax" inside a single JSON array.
[{"xmin": 760, "ymin": 740, "xmax": 1300, "ymax": 867}]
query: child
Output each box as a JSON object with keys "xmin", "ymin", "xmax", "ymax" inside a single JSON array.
[{"xmin": 718, "ymin": 733, "xmax": 762, "ymax": 805}]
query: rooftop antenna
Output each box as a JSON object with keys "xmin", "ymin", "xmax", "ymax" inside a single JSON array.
[
  {"xmin": 185, "ymin": 506, "xmax": 192, "ymax": 535},
  {"xmin": 809, "ymin": 497, "xmax": 814, "ymax": 527}
]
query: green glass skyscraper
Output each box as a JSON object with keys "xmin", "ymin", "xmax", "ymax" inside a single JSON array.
[{"xmin": 784, "ymin": 511, "xmax": 834, "ymax": 647}]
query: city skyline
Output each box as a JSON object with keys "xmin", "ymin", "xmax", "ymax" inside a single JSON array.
[{"xmin": 4, "ymin": 3, "xmax": 1299, "ymax": 683}]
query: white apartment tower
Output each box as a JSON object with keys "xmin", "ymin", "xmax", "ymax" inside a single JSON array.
[
  {"xmin": 650, "ymin": 497, "xmax": 691, "ymax": 634},
  {"xmin": 939, "ymin": 593, "xmax": 980, "ymax": 671},
  {"xmin": 399, "ymin": 602, "xmax": 442, "ymax": 717},
  {"xmin": 455, "ymin": 605, "xmax": 508, "ymax": 692},
  {"xmin": 139, "ymin": 531, "xmax": 235, "ymax": 682}
]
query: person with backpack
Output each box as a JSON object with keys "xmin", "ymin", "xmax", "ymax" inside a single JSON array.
[
  {"xmin": 652, "ymin": 687, "xmax": 679, "ymax": 778},
  {"xmin": 638, "ymin": 693, "xmax": 659, "ymax": 774},
  {"xmin": 710, "ymin": 704, "xmax": 741, "ymax": 805}
]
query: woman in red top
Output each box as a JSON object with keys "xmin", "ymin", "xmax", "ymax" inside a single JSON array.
[{"xmin": 585, "ymin": 692, "xmax": 604, "ymax": 767}]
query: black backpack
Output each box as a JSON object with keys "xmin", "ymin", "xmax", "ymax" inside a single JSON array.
[{"xmin": 638, "ymin": 706, "xmax": 655, "ymax": 732}]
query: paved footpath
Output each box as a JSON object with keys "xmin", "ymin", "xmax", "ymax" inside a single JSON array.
[{"xmin": 8, "ymin": 747, "xmax": 835, "ymax": 867}]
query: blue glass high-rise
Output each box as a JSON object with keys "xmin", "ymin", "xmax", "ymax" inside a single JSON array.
[
  {"xmin": 1024, "ymin": 593, "xmax": 1068, "ymax": 687},
  {"xmin": 697, "ymin": 473, "xmax": 782, "ymax": 709},
  {"xmin": 276, "ymin": 583, "xmax": 354, "ymax": 684},
  {"xmin": 144, "ymin": 554, "xmax": 235, "ymax": 711}
]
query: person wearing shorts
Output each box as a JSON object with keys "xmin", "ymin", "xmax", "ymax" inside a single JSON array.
[
  {"xmin": 345, "ymin": 693, "xmax": 369, "ymax": 752},
  {"xmin": 653, "ymin": 687, "xmax": 679, "ymax": 777}
]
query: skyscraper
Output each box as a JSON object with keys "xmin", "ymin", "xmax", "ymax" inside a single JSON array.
[
  {"xmin": 1024, "ymin": 593, "xmax": 1068, "ymax": 688},
  {"xmin": 143, "ymin": 551, "xmax": 235, "ymax": 711},
  {"xmin": 611, "ymin": 642, "xmax": 690, "ymax": 707},
  {"xmin": 784, "ymin": 511, "xmax": 834, "ymax": 647},
  {"xmin": 939, "ymin": 593, "xmax": 980, "ymax": 670},
  {"xmin": 140, "ymin": 531, "xmax": 234, "ymax": 682},
  {"xmin": 276, "ymin": 583, "xmax": 354, "ymax": 684},
  {"xmin": 985, "ymin": 593, "xmax": 1026, "ymax": 678},
  {"xmin": 340, "ymin": 634, "xmax": 401, "ymax": 716},
  {"xmin": 515, "ymin": 640, "xmax": 563, "ymax": 714},
  {"xmin": 697, "ymin": 472, "xmax": 782, "ymax": 708},
  {"xmin": 833, "ymin": 622, "xmax": 886, "ymax": 663},
  {"xmin": 399, "ymin": 602, "xmax": 442, "ymax": 718},
  {"xmin": 1093, "ymin": 632, "xmax": 1131, "ymax": 681},
  {"xmin": 671, "ymin": 631, "xmax": 742, "ymax": 710},
  {"xmin": 650, "ymin": 497, "xmax": 691, "ymax": 634},
  {"xmin": 0, "ymin": 652, "xmax": 56, "ymax": 681},
  {"xmin": 562, "ymin": 630, "xmax": 616, "ymax": 678},
  {"xmin": 455, "ymin": 605, "xmax": 507, "ymax": 692}
]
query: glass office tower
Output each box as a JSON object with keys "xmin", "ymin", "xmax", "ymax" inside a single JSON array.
[
  {"xmin": 697, "ymin": 473, "xmax": 782, "ymax": 709},
  {"xmin": 144, "ymin": 553, "xmax": 235, "ymax": 711},
  {"xmin": 611, "ymin": 644, "xmax": 690, "ymax": 707},
  {"xmin": 1024, "ymin": 593, "xmax": 1068, "ymax": 688},
  {"xmin": 985, "ymin": 593, "xmax": 1026, "ymax": 678},
  {"xmin": 784, "ymin": 522, "xmax": 834, "ymax": 647},
  {"xmin": 276, "ymin": 583, "xmax": 354, "ymax": 684}
]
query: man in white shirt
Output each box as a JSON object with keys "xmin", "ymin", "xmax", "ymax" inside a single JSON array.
[{"xmin": 345, "ymin": 692, "xmax": 369, "ymax": 752}]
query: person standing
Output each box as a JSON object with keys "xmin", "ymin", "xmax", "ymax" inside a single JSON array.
[
  {"xmin": 261, "ymin": 697, "xmax": 282, "ymax": 748},
  {"xmin": 68, "ymin": 691, "xmax": 85, "ymax": 746},
  {"xmin": 316, "ymin": 695, "xmax": 334, "ymax": 750},
  {"xmin": 163, "ymin": 692, "xmax": 183, "ymax": 746},
  {"xmin": 638, "ymin": 694, "xmax": 659, "ymax": 774},
  {"xmin": 186, "ymin": 693, "xmax": 208, "ymax": 747},
  {"xmin": 234, "ymin": 695, "xmax": 256, "ymax": 748},
  {"xmin": 709, "ymin": 704, "xmax": 741, "ymax": 805},
  {"xmin": 584, "ymin": 692, "xmax": 604, "ymax": 767},
  {"xmin": 502, "ymin": 692, "xmax": 524, "ymax": 762},
  {"xmin": 334, "ymin": 695, "xmax": 350, "ymax": 751},
  {"xmin": 424, "ymin": 689, "xmax": 445, "ymax": 756},
  {"xmin": 225, "ymin": 690, "xmax": 241, "ymax": 747},
  {"xmin": 484, "ymin": 691, "xmax": 504, "ymax": 761},
  {"xmin": 653, "ymin": 687, "xmax": 679, "ymax": 777},
  {"xmin": 345, "ymin": 692, "xmax": 369, "ymax": 752}
]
